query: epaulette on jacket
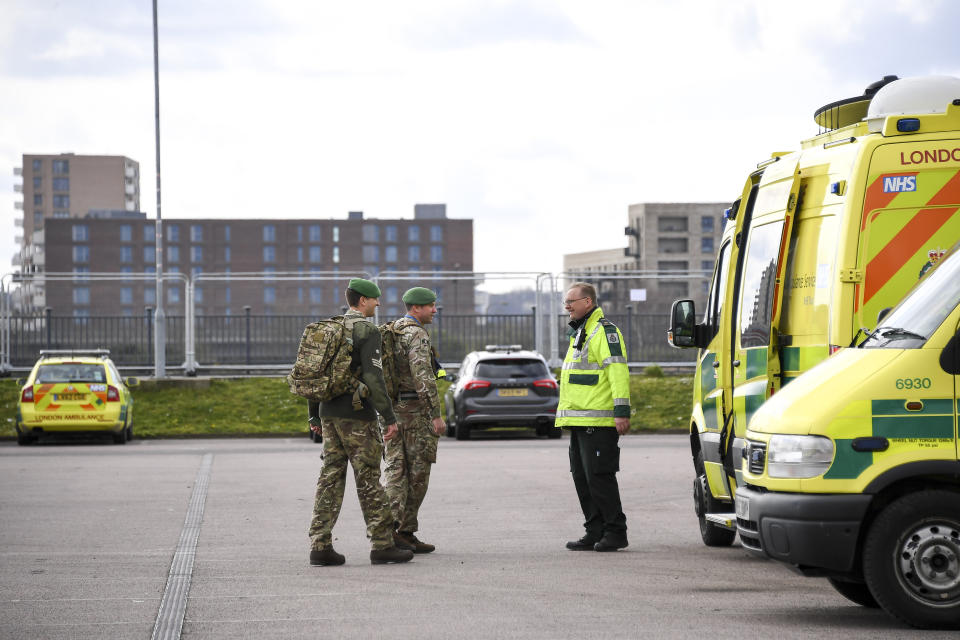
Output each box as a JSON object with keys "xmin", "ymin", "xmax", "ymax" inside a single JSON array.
[{"xmin": 598, "ymin": 318, "xmax": 623, "ymax": 356}]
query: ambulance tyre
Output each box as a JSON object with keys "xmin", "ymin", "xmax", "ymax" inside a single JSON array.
[
  {"xmin": 113, "ymin": 429, "xmax": 127, "ymax": 444},
  {"xmin": 863, "ymin": 490, "xmax": 960, "ymax": 629},
  {"xmin": 827, "ymin": 578, "xmax": 879, "ymax": 608},
  {"xmin": 693, "ymin": 451, "xmax": 736, "ymax": 547},
  {"xmin": 16, "ymin": 427, "xmax": 35, "ymax": 446}
]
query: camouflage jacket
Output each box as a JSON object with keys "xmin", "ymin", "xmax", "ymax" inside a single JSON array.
[
  {"xmin": 319, "ymin": 310, "xmax": 397, "ymax": 424},
  {"xmin": 393, "ymin": 317, "xmax": 441, "ymax": 419}
]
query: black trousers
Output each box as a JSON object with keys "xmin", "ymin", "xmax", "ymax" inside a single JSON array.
[{"xmin": 569, "ymin": 426, "xmax": 627, "ymax": 539}]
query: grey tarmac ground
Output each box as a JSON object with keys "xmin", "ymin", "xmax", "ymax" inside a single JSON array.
[{"xmin": 0, "ymin": 433, "xmax": 953, "ymax": 640}]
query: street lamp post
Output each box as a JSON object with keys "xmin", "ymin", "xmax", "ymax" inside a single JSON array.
[{"xmin": 152, "ymin": 0, "xmax": 165, "ymax": 378}]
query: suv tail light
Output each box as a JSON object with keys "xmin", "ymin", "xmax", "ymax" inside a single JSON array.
[
  {"xmin": 107, "ymin": 386, "xmax": 120, "ymax": 401},
  {"xmin": 21, "ymin": 386, "xmax": 34, "ymax": 403},
  {"xmin": 532, "ymin": 379, "xmax": 558, "ymax": 390},
  {"xmin": 464, "ymin": 380, "xmax": 491, "ymax": 391}
]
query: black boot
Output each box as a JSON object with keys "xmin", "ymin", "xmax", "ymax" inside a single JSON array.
[
  {"xmin": 594, "ymin": 534, "xmax": 628, "ymax": 552},
  {"xmin": 565, "ymin": 535, "xmax": 600, "ymax": 551},
  {"xmin": 370, "ymin": 546, "xmax": 414, "ymax": 564},
  {"xmin": 310, "ymin": 548, "xmax": 346, "ymax": 566}
]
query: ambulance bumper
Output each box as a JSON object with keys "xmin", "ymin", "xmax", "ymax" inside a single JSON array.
[{"xmin": 734, "ymin": 485, "xmax": 872, "ymax": 576}]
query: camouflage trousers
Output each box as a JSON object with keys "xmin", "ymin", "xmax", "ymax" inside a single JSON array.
[
  {"xmin": 308, "ymin": 416, "xmax": 394, "ymax": 551},
  {"xmin": 383, "ymin": 399, "xmax": 440, "ymax": 533}
]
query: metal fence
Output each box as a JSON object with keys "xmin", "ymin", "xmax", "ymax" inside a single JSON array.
[{"xmin": 2, "ymin": 270, "xmax": 699, "ymax": 373}]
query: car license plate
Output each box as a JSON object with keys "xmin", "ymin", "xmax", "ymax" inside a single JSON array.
[
  {"xmin": 498, "ymin": 388, "xmax": 528, "ymax": 397},
  {"xmin": 735, "ymin": 493, "xmax": 750, "ymax": 521}
]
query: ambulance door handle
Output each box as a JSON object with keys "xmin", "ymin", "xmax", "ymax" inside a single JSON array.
[{"xmin": 732, "ymin": 360, "xmax": 741, "ymax": 368}]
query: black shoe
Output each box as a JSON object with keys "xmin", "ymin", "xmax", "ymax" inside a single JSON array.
[
  {"xmin": 566, "ymin": 536, "xmax": 600, "ymax": 551},
  {"xmin": 594, "ymin": 535, "xmax": 628, "ymax": 552},
  {"xmin": 370, "ymin": 546, "xmax": 414, "ymax": 564},
  {"xmin": 392, "ymin": 530, "xmax": 415, "ymax": 551},
  {"xmin": 310, "ymin": 548, "xmax": 345, "ymax": 566},
  {"xmin": 397, "ymin": 531, "xmax": 435, "ymax": 554}
]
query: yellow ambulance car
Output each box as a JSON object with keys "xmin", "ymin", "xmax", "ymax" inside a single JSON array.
[
  {"xmin": 735, "ymin": 241, "xmax": 960, "ymax": 629},
  {"xmin": 15, "ymin": 350, "xmax": 138, "ymax": 445},
  {"xmin": 668, "ymin": 75, "xmax": 960, "ymax": 548}
]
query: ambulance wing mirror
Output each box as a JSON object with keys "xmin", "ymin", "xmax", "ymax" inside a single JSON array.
[
  {"xmin": 668, "ymin": 299, "xmax": 701, "ymax": 348},
  {"xmin": 939, "ymin": 329, "xmax": 960, "ymax": 375}
]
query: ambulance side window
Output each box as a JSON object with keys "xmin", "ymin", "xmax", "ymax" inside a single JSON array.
[
  {"xmin": 705, "ymin": 241, "xmax": 731, "ymax": 341},
  {"xmin": 738, "ymin": 221, "xmax": 786, "ymax": 348}
]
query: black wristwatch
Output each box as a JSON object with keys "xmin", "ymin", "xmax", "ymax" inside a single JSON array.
[{"xmin": 308, "ymin": 416, "xmax": 322, "ymax": 427}]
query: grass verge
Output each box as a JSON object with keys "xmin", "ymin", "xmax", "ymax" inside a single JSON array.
[{"xmin": 1, "ymin": 375, "xmax": 693, "ymax": 438}]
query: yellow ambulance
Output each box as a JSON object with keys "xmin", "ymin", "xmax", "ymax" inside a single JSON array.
[
  {"xmin": 668, "ymin": 75, "xmax": 960, "ymax": 548},
  {"xmin": 735, "ymin": 241, "xmax": 960, "ymax": 629},
  {"xmin": 15, "ymin": 350, "xmax": 138, "ymax": 445}
]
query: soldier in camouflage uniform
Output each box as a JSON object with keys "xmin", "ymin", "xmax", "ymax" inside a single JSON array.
[
  {"xmin": 308, "ymin": 278, "xmax": 414, "ymax": 566},
  {"xmin": 383, "ymin": 287, "xmax": 446, "ymax": 554}
]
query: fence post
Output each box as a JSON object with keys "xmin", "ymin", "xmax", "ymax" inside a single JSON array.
[
  {"xmin": 530, "ymin": 305, "xmax": 536, "ymax": 353},
  {"xmin": 145, "ymin": 307, "xmax": 154, "ymax": 367},
  {"xmin": 244, "ymin": 305, "xmax": 252, "ymax": 365},
  {"xmin": 436, "ymin": 306, "xmax": 443, "ymax": 361},
  {"xmin": 45, "ymin": 307, "xmax": 52, "ymax": 349},
  {"xmin": 625, "ymin": 304, "xmax": 633, "ymax": 363}
]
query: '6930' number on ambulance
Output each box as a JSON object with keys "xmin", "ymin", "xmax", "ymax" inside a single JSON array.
[{"xmin": 896, "ymin": 377, "xmax": 931, "ymax": 390}]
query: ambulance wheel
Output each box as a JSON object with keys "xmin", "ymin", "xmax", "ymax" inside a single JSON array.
[
  {"xmin": 112, "ymin": 429, "xmax": 127, "ymax": 444},
  {"xmin": 693, "ymin": 451, "xmax": 736, "ymax": 547},
  {"xmin": 124, "ymin": 419, "xmax": 133, "ymax": 441},
  {"xmin": 16, "ymin": 427, "xmax": 36, "ymax": 446},
  {"xmin": 827, "ymin": 578, "xmax": 879, "ymax": 608},
  {"xmin": 863, "ymin": 490, "xmax": 960, "ymax": 629}
]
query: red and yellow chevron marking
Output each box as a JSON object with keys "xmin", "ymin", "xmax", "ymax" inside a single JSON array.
[
  {"xmin": 32, "ymin": 383, "xmax": 105, "ymax": 413},
  {"xmin": 857, "ymin": 167, "xmax": 960, "ymax": 316}
]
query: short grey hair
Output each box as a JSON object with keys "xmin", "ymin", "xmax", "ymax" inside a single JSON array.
[{"xmin": 567, "ymin": 282, "xmax": 596, "ymax": 305}]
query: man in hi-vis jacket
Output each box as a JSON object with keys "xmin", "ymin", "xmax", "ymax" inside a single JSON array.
[{"xmin": 555, "ymin": 282, "xmax": 631, "ymax": 552}]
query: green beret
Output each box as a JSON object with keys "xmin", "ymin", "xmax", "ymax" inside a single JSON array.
[
  {"xmin": 348, "ymin": 278, "xmax": 381, "ymax": 298},
  {"xmin": 402, "ymin": 287, "xmax": 437, "ymax": 305}
]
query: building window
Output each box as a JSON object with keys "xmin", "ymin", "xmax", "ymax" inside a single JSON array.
[
  {"xmin": 53, "ymin": 211, "xmax": 69, "ymax": 218},
  {"xmin": 658, "ymin": 216, "xmax": 688, "ymax": 232},
  {"xmin": 167, "ymin": 246, "xmax": 180, "ymax": 262},
  {"xmin": 224, "ymin": 246, "xmax": 231, "ymax": 263},
  {"xmin": 120, "ymin": 287, "xmax": 133, "ymax": 305},
  {"xmin": 191, "ymin": 266, "xmax": 202, "ymax": 278},
  {"xmin": 332, "ymin": 246, "xmax": 340, "ymax": 263},
  {"xmin": 701, "ymin": 237, "xmax": 714, "ymax": 253},
  {"xmin": 310, "ymin": 287, "xmax": 323, "ymax": 303},
  {"xmin": 408, "ymin": 246, "xmax": 420, "ymax": 262},
  {"xmin": 52, "ymin": 159, "xmax": 69, "ymax": 175},
  {"xmin": 296, "ymin": 247, "xmax": 304, "ymax": 262},
  {"xmin": 701, "ymin": 260, "xmax": 714, "ymax": 271},
  {"xmin": 263, "ymin": 225, "xmax": 276, "ymax": 242},
  {"xmin": 191, "ymin": 246, "xmax": 203, "ymax": 262},
  {"xmin": 296, "ymin": 225, "xmax": 303, "ymax": 242},
  {"xmin": 167, "ymin": 287, "xmax": 180, "ymax": 304},
  {"xmin": 701, "ymin": 216, "xmax": 715, "ymax": 233},
  {"xmin": 224, "ymin": 225, "xmax": 231, "ymax": 242},
  {"xmin": 33, "ymin": 194, "xmax": 42, "ymax": 206},
  {"xmin": 33, "ymin": 211, "xmax": 42, "ymax": 227},
  {"xmin": 52, "ymin": 177, "xmax": 69, "ymax": 191},
  {"xmin": 363, "ymin": 245, "xmax": 379, "ymax": 262},
  {"xmin": 408, "ymin": 225, "xmax": 420, "ymax": 242},
  {"xmin": 657, "ymin": 261, "xmax": 688, "ymax": 271},
  {"xmin": 430, "ymin": 245, "xmax": 443, "ymax": 263},
  {"xmin": 121, "ymin": 266, "xmax": 133, "ymax": 282},
  {"xmin": 263, "ymin": 246, "xmax": 275, "ymax": 263},
  {"xmin": 120, "ymin": 225, "xmax": 132, "ymax": 242},
  {"xmin": 661, "ymin": 281, "xmax": 689, "ymax": 298},
  {"xmin": 195, "ymin": 287, "xmax": 203, "ymax": 303},
  {"xmin": 145, "ymin": 287, "xmax": 156, "ymax": 305},
  {"xmin": 72, "ymin": 245, "xmax": 89, "ymax": 263},
  {"xmin": 32, "ymin": 158, "xmax": 41, "ymax": 171},
  {"xmin": 143, "ymin": 246, "xmax": 155, "ymax": 262},
  {"xmin": 309, "ymin": 225, "xmax": 321, "ymax": 242},
  {"xmin": 71, "ymin": 224, "xmax": 88, "ymax": 242},
  {"xmin": 168, "ymin": 266, "xmax": 179, "ymax": 274},
  {"xmin": 73, "ymin": 266, "xmax": 90, "ymax": 282},
  {"xmin": 144, "ymin": 224, "xmax": 155, "ymax": 242},
  {"xmin": 191, "ymin": 225, "xmax": 203, "ymax": 242},
  {"xmin": 73, "ymin": 287, "xmax": 90, "ymax": 305},
  {"xmin": 658, "ymin": 237, "xmax": 688, "ymax": 254},
  {"xmin": 362, "ymin": 225, "xmax": 379, "ymax": 242},
  {"xmin": 386, "ymin": 286, "xmax": 398, "ymax": 303},
  {"xmin": 332, "ymin": 225, "xmax": 339, "ymax": 242},
  {"xmin": 264, "ymin": 267, "xmax": 276, "ymax": 281},
  {"xmin": 385, "ymin": 225, "xmax": 397, "ymax": 242},
  {"xmin": 53, "ymin": 194, "xmax": 70, "ymax": 209},
  {"xmin": 430, "ymin": 225, "xmax": 443, "ymax": 242},
  {"xmin": 120, "ymin": 246, "xmax": 133, "ymax": 263},
  {"xmin": 309, "ymin": 246, "xmax": 322, "ymax": 263},
  {"xmin": 32, "ymin": 176, "xmax": 41, "ymax": 190},
  {"xmin": 167, "ymin": 224, "xmax": 180, "ymax": 242},
  {"xmin": 264, "ymin": 287, "xmax": 276, "ymax": 304},
  {"xmin": 384, "ymin": 245, "xmax": 397, "ymax": 263}
]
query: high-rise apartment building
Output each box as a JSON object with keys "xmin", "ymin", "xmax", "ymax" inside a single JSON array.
[
  {"xmin": 43, "ymin": 206, "xmax": 474, "ymax": 317},
  {"xmin": 13, "ymin": 153, "xmax": 141, "ymax": 308},
  {"xmin": 564, "ymin": 202, "xmax": 728, "ymax": 312}
]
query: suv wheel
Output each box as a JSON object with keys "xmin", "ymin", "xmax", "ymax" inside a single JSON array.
[{"xmin": 455, "ymin": 423, "xmax": 471, "ymax": 440}]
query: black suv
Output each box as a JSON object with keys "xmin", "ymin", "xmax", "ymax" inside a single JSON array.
[{"xmin": 444, "ymin": 345, "xmax": 560, "ymax": 440}]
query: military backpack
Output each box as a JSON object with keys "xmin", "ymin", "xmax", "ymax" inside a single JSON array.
[
  {"xmin": 377, "ymin": 319, "xmax": 407, "ymax": 401},
  {"xmin": 287, "ymin": 315, "xmax": 363, "ymax": 402}
]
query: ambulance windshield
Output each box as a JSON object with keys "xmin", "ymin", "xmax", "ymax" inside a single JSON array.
[{"xmin": 861, "ymin": 242, "xmax": 960, "ymax": 349}]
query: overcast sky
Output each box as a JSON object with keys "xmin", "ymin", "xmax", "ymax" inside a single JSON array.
[{"xmin": 2, "ymin": 0, "xmax": 958, "ymax": 282}]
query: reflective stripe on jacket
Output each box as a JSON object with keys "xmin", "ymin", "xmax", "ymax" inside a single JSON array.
[{"xmin": 555, "ymin": 307, "xmax": 630, "ymax": 428}]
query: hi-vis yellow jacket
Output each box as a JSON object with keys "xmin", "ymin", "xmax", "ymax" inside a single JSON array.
[{"xmin": 556, "ymin": 307, "xmax": 631, "ymax": 428}]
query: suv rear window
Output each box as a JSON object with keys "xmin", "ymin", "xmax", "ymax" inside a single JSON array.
[
  {"xmin": 475, "ymin": 359, "xmax": 548, "ymax": 378},
  {"xmin": 36, "ymin": 364, "xmax": 107, "ymax": 383}
]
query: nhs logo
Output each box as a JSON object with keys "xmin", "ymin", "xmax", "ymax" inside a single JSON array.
[{"xmin": 883, "ymin": 175, "xmax": 917, "ymax": 193}]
